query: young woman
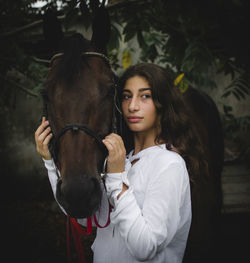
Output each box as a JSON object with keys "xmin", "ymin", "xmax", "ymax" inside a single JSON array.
[{"xmin": 35, "ymin": 63, "xmax": 207, "ymax": 262}]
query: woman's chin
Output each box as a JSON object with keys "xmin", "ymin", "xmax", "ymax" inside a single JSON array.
[{"xmin": 127, "ymin": 124, "xmax": 143, "ymax": 132}]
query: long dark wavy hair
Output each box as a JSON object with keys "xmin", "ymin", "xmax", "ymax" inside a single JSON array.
[{"xmin": 118, "ymin": 63, "xmax": 209, "ymax": 183}]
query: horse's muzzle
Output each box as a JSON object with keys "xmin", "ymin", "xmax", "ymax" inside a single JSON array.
[{"xmin": 56, "ymin": 175, "xmax": 102, "ymax": 218}]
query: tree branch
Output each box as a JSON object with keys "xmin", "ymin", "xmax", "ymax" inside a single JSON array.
[
  {"xmin": 32, "ymin": 56, "xmax": 50, "ymax": 64},
  {"xmin": 106, "ymin": 0, "xmax": 149, "ymax": 10},
  {"xmin": 0, "ymin": 74, "xmax": 39, "ymax": 97},
  {"xmin": 0, "ymin": 15, "xmax": 65, "ymax": 38}
]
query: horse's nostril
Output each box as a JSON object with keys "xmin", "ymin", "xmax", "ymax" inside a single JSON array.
[{"xmin": 56, "ymin": 175, "xmax": 102, "ymax": 218}]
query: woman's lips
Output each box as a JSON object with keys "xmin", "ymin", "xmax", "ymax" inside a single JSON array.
[{"xmin": 127, "ymin": 116, "xmax": 143, "ymax": 123}]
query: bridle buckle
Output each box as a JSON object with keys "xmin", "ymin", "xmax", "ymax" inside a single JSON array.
[{"xmin": 72, "ymin": 126, "xmax": 79, "ymax": 132}]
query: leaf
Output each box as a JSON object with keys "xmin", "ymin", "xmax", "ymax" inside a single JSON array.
[
  {"xmin": 108, "ymin": 23, "xmax": 121, "ymax": 50},
  {"xmin": 238, "ymin": 85, "xmax": 249, "ymax": 95},
  {"xmin": 234, "ymin": 87, "xmax": 245, "ymax": 99},
  {"xmin": 232, "ymin": 90, "xmax": 241, "ymax": 100},
  {"xmin": 123, "ymin": 22, "xmax": 137, "ymax": 42},
  {"xmin": 222, "ymin": 72, "xmax": 250, "ymax": 100},
  {"xmin": 137, "ymin": 30, "xmax": 146, "ymax": 49},
  {"xmin": 221, "ymin": 91, "xmax": 231, "ymax": 98}
]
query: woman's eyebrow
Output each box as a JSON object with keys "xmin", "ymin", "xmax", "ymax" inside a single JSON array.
[
  {"xmin": 123, "ymin": 88, "xmax": 151, "ymax": 93},
  {"xmin": 139, "ymin": 88, "xmax": 151, "ymax": 92}
]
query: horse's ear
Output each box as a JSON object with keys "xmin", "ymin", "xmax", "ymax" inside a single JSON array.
[
  {"xmin": 43, "ymin": 9, "xmax": 64, "ymax": 53},
  {"xmin": 91, "ymin": 4, "xmax": 111, "ymax": 54}
]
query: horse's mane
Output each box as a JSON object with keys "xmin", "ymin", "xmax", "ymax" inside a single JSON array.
[{"xmin": 54, "ymin": 33, "xmax": 92, "ymax": 83}]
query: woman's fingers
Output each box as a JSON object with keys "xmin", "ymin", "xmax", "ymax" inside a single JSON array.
[
  {"xmin": 34, "ymin": 117, "xmax": 52, "ymax": 160},
  {"xmin": 104, "ymin": 133, "xmax": 124, "ymax": 149},
  {"xmin": 38, "ymin": 126, "xmax": 51, "ymax": 143},
  {"xmin": 43, "ymin": 132, "xmax": 53, "ymax": 146},
  {"xmin": 103, "ymin": 134, "xmax": 124, "ymax": 156},
  {"xmin": 102, "ymin": 133, "xmax": 126, "ymax": 173},
  {"xmin": 35, "ymin": 120, "xmax": 49, "ymax": 139},
  {"xmin": 103, "ymin": 133, "xmax": 126, "ymax": 173},
  {"xmin": 102, "ymin": 138, "xmax": 113, "ymax": 152}
]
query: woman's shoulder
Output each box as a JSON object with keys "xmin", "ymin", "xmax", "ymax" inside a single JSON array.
[
  {"xmin": 127, "ymin": 144, "xmax": 186, "ymax": 170},
  {"xmin": 148, "ymin": 144, "xmax": 186, "ymax": 168},
  {"xmin": 144, "ymin": 145, "xmax": 189, "ymax": 184}
]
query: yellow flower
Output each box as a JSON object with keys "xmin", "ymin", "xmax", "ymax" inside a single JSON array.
[
  {"xmin": 122, "ymin": 50, "xmax": 132, "ymax": 70},
  {"xmin": 174, "ymin": 73, "xmax": 184, "ymax": 86},
  {"xmin": 174, "ymin": 73, "xmax": 189, "ymax": 93}
]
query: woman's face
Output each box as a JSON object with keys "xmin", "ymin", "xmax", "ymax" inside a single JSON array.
[{"xmin": 122, "ymin": 76, "xmax": 159, "ymax": 135}]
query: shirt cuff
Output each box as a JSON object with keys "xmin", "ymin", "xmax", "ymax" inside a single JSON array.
[
  {"xmin": 42, "ymin": 158, "xmax": 57, "ymax": 171},
  {"xmin": 105, "ymin": 171, "xmax": 129, "ymax": 204}
]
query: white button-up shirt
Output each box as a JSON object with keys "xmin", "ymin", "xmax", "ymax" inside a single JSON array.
[{"xmin": 44, "ymin": 144, "xmax": 191, "ymax": 263}]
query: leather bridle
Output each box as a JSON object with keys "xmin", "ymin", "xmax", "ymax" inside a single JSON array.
[{"xmin": 45, "ymin": 51, "xmax": 122, "ymax": 178}]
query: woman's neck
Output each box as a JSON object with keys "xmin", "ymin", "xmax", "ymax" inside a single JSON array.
[{"xmin": 133, "ymin": 130, "xmax": 160, "ymax": 155}]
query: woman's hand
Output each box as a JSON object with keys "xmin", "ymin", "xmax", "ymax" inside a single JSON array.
[
  {"xmin": 34, "ymin": 117, "xmax": 53, "ymax": 160},
  {"xmin": 102, "ymin": 133, "xmax": 126, "ymax": 174}
]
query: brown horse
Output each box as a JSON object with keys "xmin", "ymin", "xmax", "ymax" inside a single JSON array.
[
  {"xmin": 42, "ymin": 32, "xmax": 116, "ymax": 218},
  {"xmin": 182, "ymin": 87, "xmax": 224, "ymax": 263}
]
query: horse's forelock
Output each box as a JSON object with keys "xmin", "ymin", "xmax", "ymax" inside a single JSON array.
[{"xmin": 55, "ymin": 33, "xmax": 92, "ymax": 83}]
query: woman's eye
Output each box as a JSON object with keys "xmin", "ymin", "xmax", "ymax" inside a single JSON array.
[
  {"xmin": 141, "ymin": 94, "xmax": 151, "ymax": 99},
  {"xmin": 122, "ymin": 94, "xmax": 131, "ymax": 100}
]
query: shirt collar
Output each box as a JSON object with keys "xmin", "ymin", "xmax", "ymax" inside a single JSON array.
[{"xmin": 127, "ymin": 144, "xmax": 166, "ymax": 163}]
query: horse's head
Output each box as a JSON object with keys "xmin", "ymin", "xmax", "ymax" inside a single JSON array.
[{"xmin": 43, "ymin": 11, "xmax": 115, "ymax": 218}]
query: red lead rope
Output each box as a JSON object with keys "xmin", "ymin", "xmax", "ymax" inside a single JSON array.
[
  {"xmin": 67, "ymin": 203, "xmax": 112, "ymax": 263},
  {"xmin": 67, "ymin": 217, "xmax": 92, "ymax": 263},
  {"xmin": 93, "ymin": 203, "xmax": 112, "ymax": 228},
  {"xmin": 56, "ymin": 163, "xmax": 112, "ymax": 262}
]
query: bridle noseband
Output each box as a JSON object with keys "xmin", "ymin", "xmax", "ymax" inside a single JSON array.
[
  {"xmin": 46, "ymin": 51, "xmax": 122, "ymax": 178},
  {"xmin": 52, "ymin": 122, "xmax": 107, "ymax": 161}
]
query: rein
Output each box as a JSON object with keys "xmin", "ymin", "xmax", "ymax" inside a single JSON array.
[
  {"xmin": 67, "ymin": 202, "xmax": 113, "ymax": 263},
  {"xmin": 46, "ymin": 51, "xmax": 121, "ymax": 263}
]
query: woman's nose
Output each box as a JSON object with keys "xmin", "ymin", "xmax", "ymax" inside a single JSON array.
[{"xmin": 128, "ymin": 97, "xmax": 140, "ymax": 112}]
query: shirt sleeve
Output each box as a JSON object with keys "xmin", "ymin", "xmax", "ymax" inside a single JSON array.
[
  {"xmin": 105, "ymin": 171, "xmax": 130, "ymax": 206},
  {"xmin": 105, "ymin": 161, "xmax": 188, "ymax": 261},
  {"xmin": 42, "ymin": 158, "xmax": 98, "ymax": 227},
  {"xmin": 42, "ymin": 158, "xmax": 68, "ymax": 215}
]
